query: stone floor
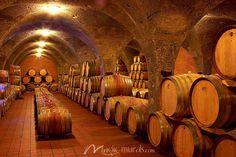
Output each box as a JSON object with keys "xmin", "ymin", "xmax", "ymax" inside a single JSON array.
[{"xmin": 0, "ymin": 92, "xmax": 169, "ymax": 157}]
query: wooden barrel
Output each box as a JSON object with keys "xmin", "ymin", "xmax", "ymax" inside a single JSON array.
[
  {"xmin": 82, "ymin": 77, "xmax": 88, "ymax": 92},
  {"xmin": 172, "ymin": 119, "xmax": 213, "ymax": 157},
  {"xmin": 62, "ymin": 74, "xmax": 69, "ymax": 84},
  {"xmin": 89, "ymin": 93, "xmax": 100, "ymax": 112},
  {"xmin": 160, "ymin": 74, "xmax": 201, "ymax": 117},
  {"xmin": 140, "ymin": 71, "xmax": 148, "ymax": 80},
  {"xmin": 85, "ymin": 60, "xmax": 100, "ymax": 77},
  {"xmin": 212, "ymin": 129, "xmax": 236, "ymax": 157},
  {"xmin": 214, "ymin": 29, "xmax": 236, "ymax": 79},
  {"xmin": 130, "ymin": 64, "xmax": 134, "ymax": 72},
  {"xmin": 81, "ymin": 61, "xmax": 86, "ymax": 76},
  {"xmin": 135, "ymin": 72, "xmax": 140, "ymax": 80},
  {"xmin": 127, "ymin": 102, "xmax": 150, "ymax": 136},
  {"xmin": 28, "ymin": 69, "xmax": 36, "ymax": 76},
  {"xmin": 147, "ymin": 111, "xmax": 174, "ymax": 148},
  {"xmin": 0, "ymin": 70, "xmax": 9, "ymax": 83},
  {"xmin": 73, "ymin": 76, "xmax": 80, "ymax": 88},
  {"xmin": 50, "ymin": 83, "xmax": 58, "ymax": 92},
  {"xmin": 142, "ymin": 80, "xmax": 149, "ymax": 89},
  {"xmin": 138, "ymin": 80, "xmax": 143, "ymax": 88},
  {"xmin": 114, "ymin": 96, "xmax": 146, "ymax": 128},
  {"xmin": 10, "ymin": 65, "xmax": 21, "ymax": 76},
  {"xmin": 79, "ymin": 77, "xmax": 84, "ymax": 89},
  {"xmin": 39, "ymin": 69, "xmax": 47, "ymax": 76},
  {"xmin": 137, "ymin": 55, "xmax": 146, "ymax": 63},
  {"xmin": 9, "ymin": 75, "xmax": 21, "ymax": 85},
  {"xmin": 100, "ymin": 74, "xmax": 133, "ymax": 97},
  {"xmin": 87, "ymin": 76, "xmax": 101, "ymax": 93},
  {"xmin": 137, "ymin": 63, "xmax": 147, "ymax": 71},
  {"xmin": 133, "ymin": 63, "xmax": 138, "ymax": 71},
  {"xmin": 85, "ymin": 92, "xmax": 90, "ymax": 108},
  {"xmin": 133, "ymin": 80, "xmax": 138, "ymax": 88},
  {"xmin": 77, "ymin": 90, "xmax": 82, "ymax": 104},
  {"xmin": 190, "ymin": 75, "xmax": 236, "ymax": 128},
  {"xmin": 46, "ymin": 76, "xmax": 53, "ymax": 83},
  {"xmin": 133, "ymin": 56, "xmax": 138, "ymax": 63},
  {"xmin": 136, "ymin": 89, "xmax": 148, "ymax": 99},
  {"xmin": 81, "ymin": 91, "xmax": 86, "ymax": 106},
  {"xmin": 22, "ymin": 77, "xmax": 30, "ymax": 84},
  {"xmin": 71, "ymin": 64, "xmax": 80, "ymax": 76},
  {"xmin": 104, "ymin": 96, "xmax": 120, "ymax": 123},
  {"xmin": 97, "ymin": 96, "xmax": 105, "ymax": 115},
  {"xmin": 34, "ymin": 76, "xmax": 42, "ymax": 83},
  {"xmin": 131, "ymin": 72, "xmax": 136, "ymax": 80}
]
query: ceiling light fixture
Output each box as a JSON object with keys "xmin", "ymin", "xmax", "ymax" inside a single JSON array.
[{"xmin": 36, "ymin": 29, "xmax": 52, "ymax": 37}]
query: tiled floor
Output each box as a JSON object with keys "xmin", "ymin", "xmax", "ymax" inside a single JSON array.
[{"xmin": 0, "ymin": 92, "xmax": 170, "ymax": 157}]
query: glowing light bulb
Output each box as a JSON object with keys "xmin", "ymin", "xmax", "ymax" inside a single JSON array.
[
  {"xmin": 37, "ymin": 41, "xmax": 47, "ymax": 47},
  {"xmin": 36, "ymin": 29, "xmax": 52, "ymax": 37}
]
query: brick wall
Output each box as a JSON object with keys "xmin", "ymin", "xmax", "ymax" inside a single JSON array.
[
  {"xmin": 174, "ymin": 47, "xmax": 197, "ymax": 75},
  {"xmin": 19, "ymin": 56, "xmax": 58, "ymax": 81}
]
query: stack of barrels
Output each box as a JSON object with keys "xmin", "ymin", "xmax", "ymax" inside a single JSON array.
[
  {"xmin": 115, "ymin": 59, "xmax": 128, "ymax": 76},
  {"xmin": 78, "ymin": 60, "xmax": 101, "ymax": 109},
  {"xmin": 146, "ymin": 30, "xmax": 236, "ymax": 157},
  {"xmin": 9, "ymin": 65, "xmax": 22, "ymax": 97},
  {"xmin": 61, "ymin": 74, "xmax": 69, "ymax": 94},
  {"xmin": 34, "ymin": 87, "xmax": 72, "ymax": 136},
  {"xmin": 66, "ymin": 64, "xmax": 80, "ymax": 101},
  {"xmin": 130, "ymin": 55, "xmax": 149, "ymax": 99},
  {"xmin": 23, "ymin": 68, "xmax": 54, "ymax": 91},
  {"xmin": 0, "ymin": 70, "xmax": 17, "ymax": 118}
]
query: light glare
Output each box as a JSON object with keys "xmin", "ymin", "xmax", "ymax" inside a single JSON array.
[
  {"xmin": 36, "ymin": 52, "xmax": 42, "ymax": 57},
  {"xmin": 37, "ymin": 41, "xmax": 47, "ymax": 47},
  {"xmin": 40, "ymin": 4, "xmax": 66, "ymax": 15},
  {"xmin": 36, "ymin": 29, "xmax": 52, "ymax": 37},
  {"xmin": 36, "ymin": 48, "xmax": 44, "ymax": 53}
]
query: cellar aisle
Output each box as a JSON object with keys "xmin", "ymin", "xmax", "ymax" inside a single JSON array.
[{"xmin": 0, "ymin": 92, "xmax": 168, "ymax": 157}]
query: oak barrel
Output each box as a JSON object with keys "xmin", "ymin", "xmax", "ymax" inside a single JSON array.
[
  {"xmin": 62, "ymin": 74, "xmax": 69, "ymax": 84},
  {"xmin": 73, "ymin": 76, "xmax": 80, "ymax": 88},
  {"xmin": 87, "ymin": 76, "xmax": 101, "ymax": 93},
  {"xmin": 160, "ymin": 74, "xmax": 201, "ymax": 117},
  {"xmin": 23, "ymin": 77, "xmax": 30, "ymax": 84},
  {"xmin": 137, "ymin": 63, "xmax": 147, "ymax": 71},
  {"xmin": 77, "ymin": 90, "xmax": 82, "ymax": 105},
  {"xmin": 28, "ymin": 69, "xmax": 36, "ymax": 76},
  {"xmin": 147, "ymin": 111, "xmax": 174, "ymax": 148},
  {"xmin": 212, "ymin": 129, "xmax": 236, "ymax": 157},
  {"xmin": 127, "ymin": 102, "xmax": 149, "ymax": 136},
  {"xmin": 104, "ymin": 96, "xmax": 120, "ymax": 123},
  {"xmin": 85, "ymin": 60, "xmax": 100, "ymax": 77},
  {"xmin": 137, "ymin": 55, "xmax": 146, "ymax": 63},
  {"xmin": 81, "ymin": 91, "xmax": 86, "ymax": 106},
  {"xmin": 85, "ymin": 92, "xmax": 90, "ymax": 108},
  {"xmin": 172, "ymin": 119, "xmax": 212, "ymax": 157},
  {"xmin": 81, "ymin": 61, "xmax": 86, "ymax": 76},
  {"xmin": 214, "ymin": 29, "xmax": 236, "ymax": 79},
  {"xmin": 9, "ymin": 75, "xmax": 21, "ymax": 85},
  {"xmin": 10, "ymin": 65, "xmax": 21, "ymax": 76},
  {"xmin": 140, "ymin": 71, "xmax": 148, "ymax": 80},
  {"xmin": 100, "ymin": 74, "xmax": 132, "ymax": 97},
  {"xmin": 190, "ymin": 75, "xmax": 236, "ymax": 128},
  {"xmin": 39, "ymin": 69, "xmax": 47, "ymax": 76},
  {"xmin": 0, "ymin": 70, "xmax": 9, "ymax": 83},
  {"xmin": 97, "ymin": 96, "xmax": 105, "ymax": 115},
  {"xmin": 89, "ymin": 93, "xmax": 100, "ymax": 112},
  {"xmin": 46, "ymin": 76, "xmax": 53, "ymax": 83},
  {"xmin": 82, "ymin": 77, "xmax": 88, "ymax": 92}
]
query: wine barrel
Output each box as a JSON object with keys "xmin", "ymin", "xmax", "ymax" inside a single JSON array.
[
  {"xmin": 142, "ymin": 80, "xmax": 149, "ymax": 89},
  {"xmin": 133, "ymin": 56, "xmax": 138, "ymax": 63},
  {"xmin": 89, "ymin": 93, "xmax": 100, "ymax": 112},
  {"xmin": 82, "ymin": 77, "xmax": 88, "ymax": 92},
  {"xmin": 9, "ymin": 75, "xmax": 21, "ymax": 85},
  {"xmin": 22, "ymin": 77, "xmax": 30, "ymax": 84},
  {"xmin": 135, "ymin": 72, "xmax": 140, "ymax": 80},
  {"xmin": 137, "ymin": 55, "xmax": 146, "ymax": 63},
  {"xmin": 34, "ymin": 76, "xmax": 42, "ymax": 83},
  {"xmin": 172, "ymin": 119, "xmax": 213, "ymax": 157},
  {"xmin": 104, "ymin": 96, "xmax": 120, "ymax": 123},
  {"xmin": 212, "ymin": 129, "xmax": 236, "ymax": 157},
  {"xmin": 147, "ymin": 111, "xmax": 174, "ymax": 148},
  {"xmin": 136, "ymin": 89, "xmax": 148, "ymax": 99},
  {"xmin": 28, "ymin": 69, "xmax": 36, "ymax": 76},
  {"xmin": 50, "ymin": 83, "xmax": 58, "ymax": 92},
  {"xmin": 133, "ymin": 63, "xmax": 138, "ymax": 71},
  {"xmin": 214, "ymin": 29, "xmax": 236, "ymax": 79},
  {"xmin": 87, "ymin": 76, "xmax": 101, "ymax": 93},
  {"xmin": 79, "ymin": 77, "xmax": 84, "ymax": 89},
  {"xmin": 131, "ymin": 64, "xmax": 134, "ymax": 72},
  {"xmin": 73, "ymin": 88, "xmax": 80, "ymax": 101},
  {"xmin": 190, "ymin": 75, "xmax": 236, "ymax": 128},
  {"xmin": 81, "ymin": 91, "xmax": 86, "ymax": 106},
  {"xmin": 114, "ymin": 96, "xmax": 146, "ymax": 128},
  {"xmin": 9, "ymin": 65, "xmax": 21, "ymax": 76},
  {"xmin": 131, "ymin": 72, "xmax": 136, "ymax": 80},
  {"xmin": 71, "ymin": 64, "xmax": 80, "ymax": 76},
  {"xmin": 133, "ymin": 80, "xmax": 138, "ymax": 88},
  {"xmin": 140, "ymin": 71, "xmax": 148, "ymax": 80},
  {"xmin": 160, "ymin": 74, "xmax": 201, "ymax": 117},
  {"xmin": 0, "ymin": 70, "xmax": 9, "ymax": 83},
  {"xmin": 62, "ymin": 74, "xmax": 69, "ymax": 84},
  {"xmin": 85, "ymin": 60, "xmax": 100, "ymax": 77},
  {"xmin": 81, "ymin": 62, "xmax": 86, "ymax": 77},
  {"xmin": 73, "ymin": 76, "xmax": 80, "ymax": 88},
  {"xmin": 138, "ymin": 80, "xmax": 143, "ymax": 88},
  {"xmin": 100, "ymin": 74, "xmax": 132, "ymax": 97},
  {"xmin": 39, "ymin": 69, "xmax": 47, "ymax": 76},
  {"xmin": 85, "ymin": 92, "xmax": 90, "ymax": 108},
  {"xmin": 97, "ymin": 96, "xmax": 105, "ymax": 115},
  {"xmin": 127, "ymin": 102, "xmax": 150, "ymax": 136},
  {"xmin": 77, "ymin": 90, "xmax": 82, "ymax": 104},
  {"xmin": 46, "ymin": 76, "xmax": 53, "ymax": 83},
  {"xmin": 137, "ymin": 63, "xmax": 147, "ymax": 71}
]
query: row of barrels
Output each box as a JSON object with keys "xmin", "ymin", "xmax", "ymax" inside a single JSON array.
[
  {"xmin": 81, "ymin": 60, "xmax": 101, "ymax": 77},
  {"xmin": 34, "ymin": 88, "xmax": 72, "ymax": 136},
  {"xmin": 22, "ymin": 75, "xmax": 53, "ymax": 84},
  {"xmin": 132, "ymin": 88, "xmax": 148, "ymax": 99},
  {"xmin": 69, "ymin": 64, "xmax": 80, "ymax": 77},
  {"xmin": 9, "ymin": 65, "xmax": 21, "ymax": 86},
  {"xmin": 131, "ymin": 62, "xmax": 147, "ymax": 72},
  {"xmin": 28, "ymin": 68, "xmax": 48, "ymax": 77},
  {"xmin": 130, "ymin": 71, "xmax": 148, "ymax": 80},
  {"xmin": 160, "ymin": 73, "xmax": 236, "ymax": 128}
]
